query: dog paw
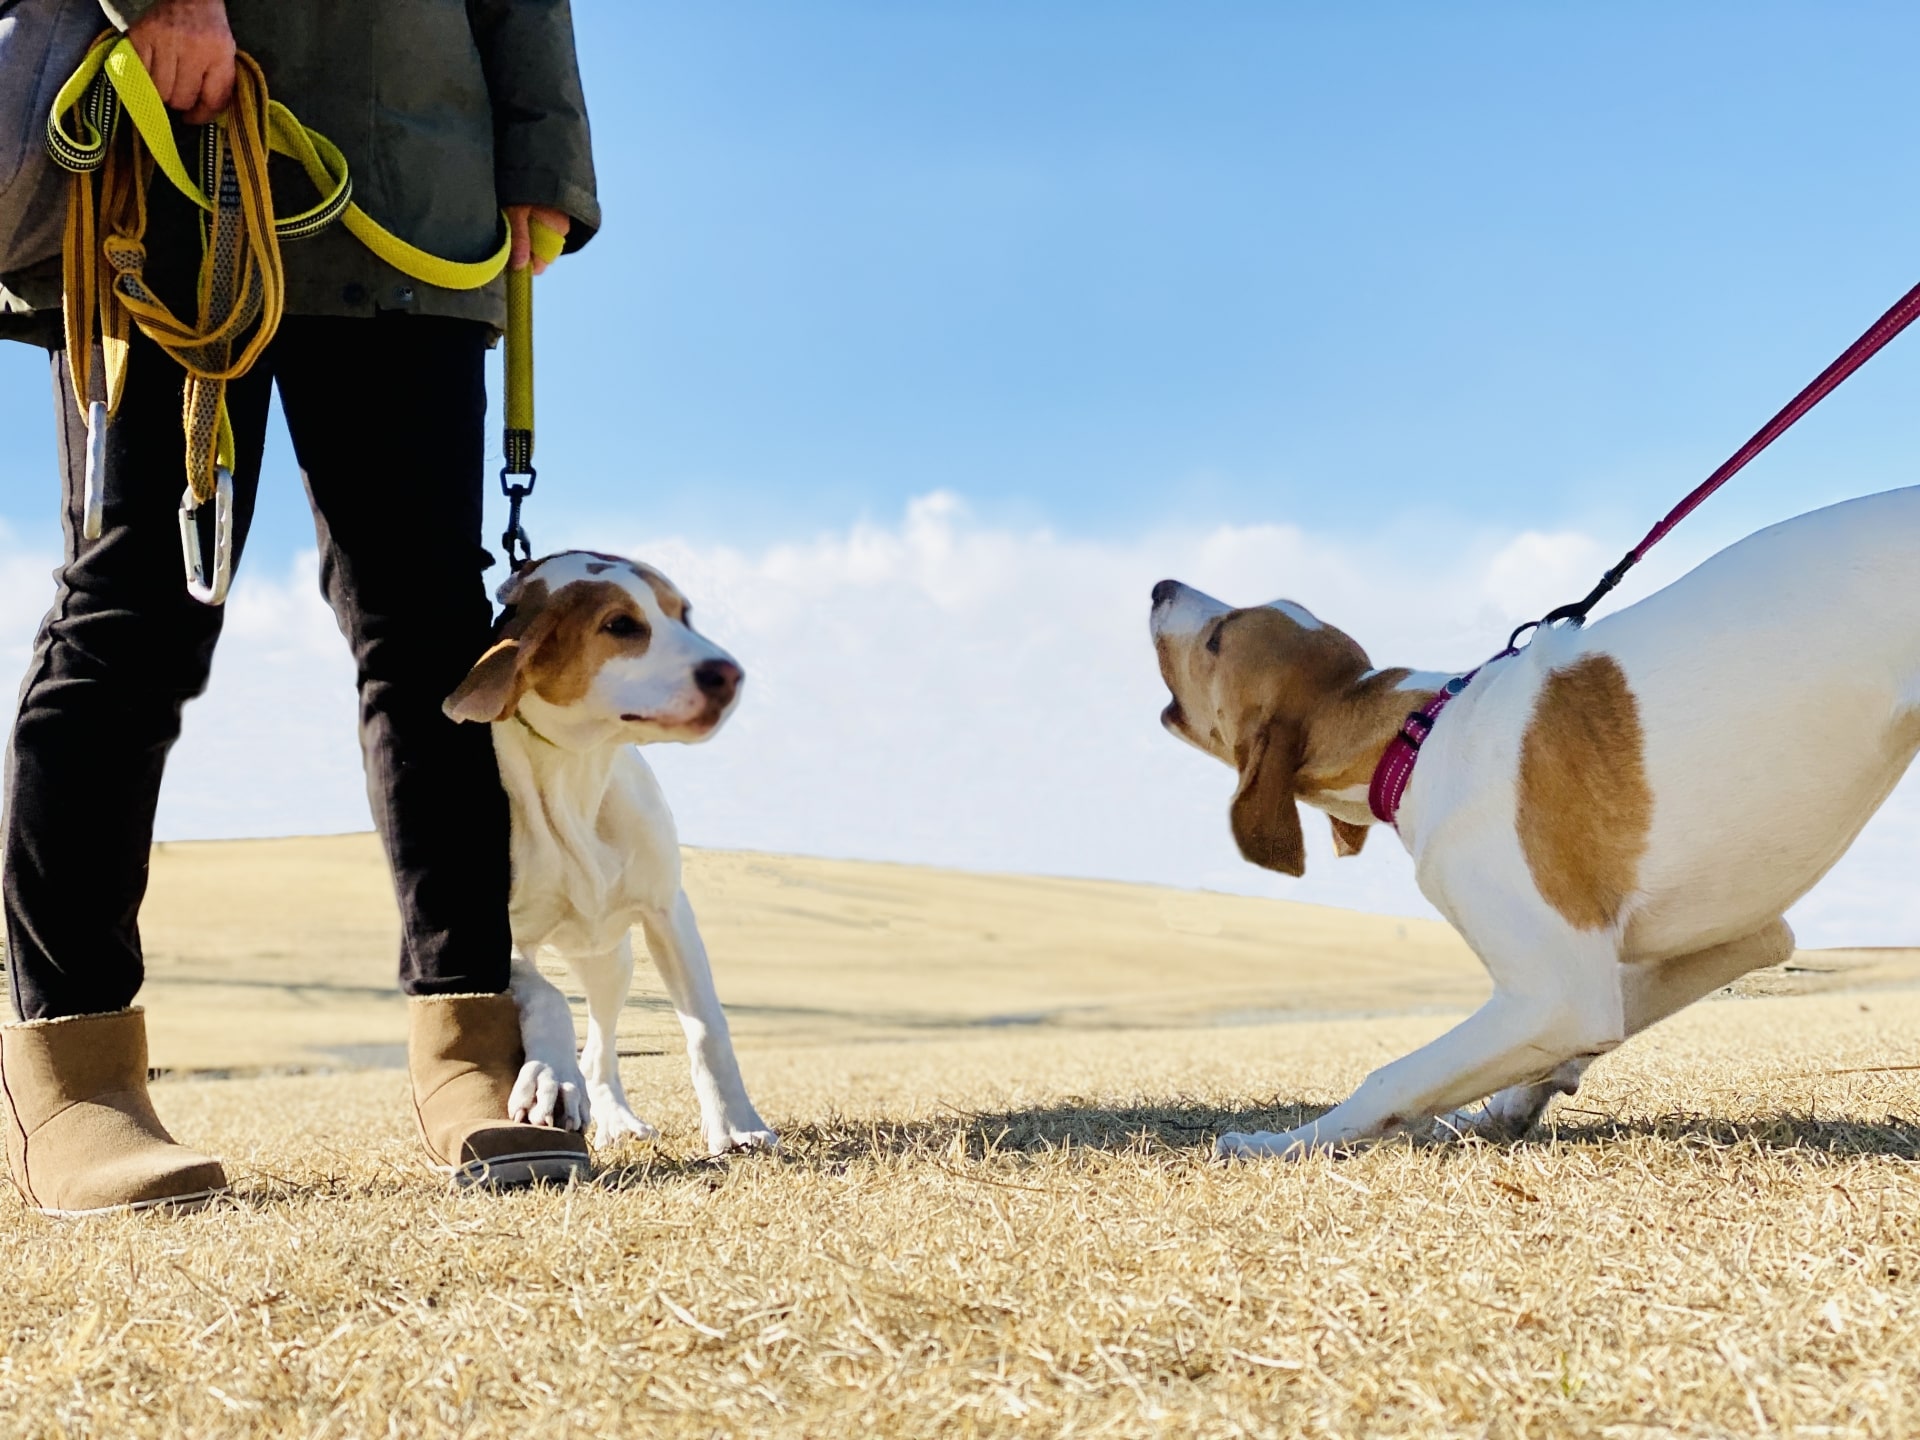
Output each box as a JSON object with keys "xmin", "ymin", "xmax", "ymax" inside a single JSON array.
[
  {"xmin": 706, "ymin": 1117, "xmax": 779, "ymax": 1156},
  {"xmin": 1214, "ymin": 1128, "xmax": 1321, "ymax": 1162},
  {"xmin": 587, "ymin": 1093, "xmax": 659, "ymax": 1149},
  {"xmin": 508, "ymin": 1058, "xmax": 586, "ymax": 1130}
]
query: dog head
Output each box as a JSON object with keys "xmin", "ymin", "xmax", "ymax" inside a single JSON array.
[
  {"xmin": 445, "ymin": 551, "xmax": 743, "ymax": 747},
  {"xmin": 1150, "ymin": 579, "xmax": 1374, "ymax": 875}
]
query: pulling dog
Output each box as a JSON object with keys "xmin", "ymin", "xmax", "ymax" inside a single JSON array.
[
  {"xmin": 445, "ymin": 551, "xmax": 776, "ymax": 1155},
  {"xmin": 1150, "ymin": 487, "xmax": 1920, "ymax": 1159}
]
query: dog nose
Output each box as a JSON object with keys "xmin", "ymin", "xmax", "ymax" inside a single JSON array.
[
  {"xmin": 1151, "ymin": 579, "xmax": 1182, "ymax": 607},
  {"xmin": 693, "ymin": 659, "xmax": 742, "ymax": 704}
]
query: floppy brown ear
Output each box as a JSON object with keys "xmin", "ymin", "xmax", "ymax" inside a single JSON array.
[
  {"xmin": 1329, "ymin": 816, "xmax": 1370, "ymax": 858},
  {"xmin": 443, "ymin": 638, "xmax": 527, "ymax": 723},
  {"xmin": 1229, "ymin": 721, "xmax": 1306, "ymax": 876}
]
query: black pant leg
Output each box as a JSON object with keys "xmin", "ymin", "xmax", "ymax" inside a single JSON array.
[
  {"xmin": 4, "ymin": 333, "xmax": 274, "ymax": 1021},
  {"xmin": 271, "ymin": 314, "xmax": 510, "ymax": 996}
]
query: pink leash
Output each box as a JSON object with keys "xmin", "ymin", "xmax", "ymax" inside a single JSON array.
[{"xmin": 1370, "ymin": 276, "xmax": 1920, "ymax": 827}]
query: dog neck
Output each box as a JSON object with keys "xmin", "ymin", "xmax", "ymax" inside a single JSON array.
[
  {"xmin": 492, "ymin": 710, "xmax": 634, "ymax": 927},
  {"xmin": 1295, "ymin": 667, "xmax": 1445, "ymax": 827}
]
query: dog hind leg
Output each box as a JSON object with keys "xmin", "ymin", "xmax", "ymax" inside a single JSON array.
[
  {"xmin": 1620, "ymin": 919, "xmax": 1794, "ymax": 1034},
  {"xmin": 1435, "ymin": 1057, "xmax": 1590, "ymax": 1142}
]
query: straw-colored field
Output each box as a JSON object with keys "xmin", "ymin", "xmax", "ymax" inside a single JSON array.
[{"xmin": 5, "ymin": 835, "xmax": 1920, "ymax": 1438}]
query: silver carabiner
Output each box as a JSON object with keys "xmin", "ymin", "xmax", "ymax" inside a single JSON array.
[
  {"xmin": 178, "ymin": 466, "xmax": 234, "ymax": 606},
  {"xmin": 82, "ymin": 400, "xmax": 107, "ymax": 541}
]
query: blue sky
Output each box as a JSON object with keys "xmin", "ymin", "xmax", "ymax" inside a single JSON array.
[
  {"xmin": 0, "ymin": 4, "xmax": 1917, "ymax": 943},
  {"xmin": 7, "ymin": 3, "xmax": 1920, "ymax": 564}
]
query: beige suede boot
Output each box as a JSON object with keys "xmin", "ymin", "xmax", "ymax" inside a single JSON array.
[
  {"xmin": 1, "ymin": 1008, "xmax": 228, "ymax": 1217},
  {"xmin": 409, "ymin": 993, "xmax": 590, "ymax": 1189}
]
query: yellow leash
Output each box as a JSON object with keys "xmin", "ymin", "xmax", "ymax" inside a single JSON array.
[
  {"xmin": 501, "ymin": 220, "xmax": 565, "ymax": 567},
  {"xmin": 47, "ymin": 35, "xmax": 558, "ymax": 601}
]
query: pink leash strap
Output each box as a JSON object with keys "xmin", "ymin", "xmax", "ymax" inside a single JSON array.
[
  {"xmin": 1513, "ymin": 276, "xmax": 1920, "ymax": 646},
  {"xmin": 1372, "ymin": 276, "xmax": 1920, "ymax": 827}
]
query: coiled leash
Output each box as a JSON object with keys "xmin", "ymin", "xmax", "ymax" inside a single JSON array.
[
  {"xmin": 1371, "ymin": 275, "xmax": 1920, "ymax": 828},
  {"xmin": 46, "ymin": 35, "xmax": 550, "ymax": 604}
]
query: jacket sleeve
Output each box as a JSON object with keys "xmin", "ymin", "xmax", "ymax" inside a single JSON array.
[
  {"xmin": 98, "ymin": 0, "xmax": 158, "ymax": 26},
  {"xmin": 467, "ymin": 0, "xmax": 601, "ymax": 251}
]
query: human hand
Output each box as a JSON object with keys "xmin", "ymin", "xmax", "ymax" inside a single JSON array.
[
  {"xmin": 127, "ymin": 0, "xmax": 235, "ymax": 126},
  {"xmin": 507, "ymin": 205, "xmax": 571, "ymax": 276}
]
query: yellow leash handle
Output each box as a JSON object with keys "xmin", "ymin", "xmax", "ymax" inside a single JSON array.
[
  {"xmin": 501, "ymin": 218, "xmax": 565, "ymax": 565},
  {"xmin": 503, "ymin": 219, "xmax": 565, "ymax": 465}
]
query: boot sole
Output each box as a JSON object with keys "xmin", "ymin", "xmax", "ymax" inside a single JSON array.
[
  {"xmin": 442, "ymin": 1151, "xmax": 592, "ymax": 1191},
  {"xmin": 32, "ymin": 1185, "xmax": 228, "ymax": 1219}
]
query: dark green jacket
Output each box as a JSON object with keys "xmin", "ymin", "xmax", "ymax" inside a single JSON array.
[{"xmin": 11, "ymin": 0, "xmax": 597, "ymax": 331}]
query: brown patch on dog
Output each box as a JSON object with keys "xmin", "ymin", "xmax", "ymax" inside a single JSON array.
[
  {"xmin": 1297, "ymin": 668, "xmax": 1442, "ymax": 801},
  {"xmin": 1156, "ymin": 604, "xmax": 1377, "ymax": 876},
  {"xmin": 633, "ymin": 564, "xmax": 689, "ymax": 624},
  {"xmin": 521, "ymin": 581, "xmax": 654, "ymax": 706},
  {"xmin": 1328, "ymin": 816, "xmax": 1369, "ymax": 857},
  {"xmin": 1230, "ymin": 718, "xmax": 1308, "ymax": 875},
  {"xmin": 1517, "ymin": 653, "xmax": 1652, "ymax": 931},
  {"xmin": 444, "ymin": 579, "xmax": 653, "ymax": 722}
]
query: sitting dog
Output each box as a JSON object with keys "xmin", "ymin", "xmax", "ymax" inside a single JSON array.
[
  {"xmin": 445, "ymin": 551, "xmax": 776, "ymax": 1155},
  {"xmin": 1150, "ymin": 487, "xmax": 1920, "ymax": 1158}
]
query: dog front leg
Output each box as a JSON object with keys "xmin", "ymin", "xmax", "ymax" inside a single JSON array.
[
  {"xmin": 506, "ymin": 952, "xmax": 587, "ymax": 1130},
  {"xmin": 1220, "ymin": 882, "xmax": 1626, "ymax": 1159},
  {"xmin": 565, "ymin": 937, "xmax": 658, "ymax": 1147},
  {"xmin": 1219, "ymin": 985, "xmax": 1617, "ymax": 1159},
  {"xmin": 639, "ymin": 891, "xmax": 777, "ymax": 1155}
]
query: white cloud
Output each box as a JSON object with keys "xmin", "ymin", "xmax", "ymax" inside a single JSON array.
[{"xmin": 0, "ymin": 495, "xmax": 1910, "ymax": 950}]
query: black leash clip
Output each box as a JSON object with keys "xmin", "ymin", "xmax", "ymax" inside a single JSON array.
[
  {"xmin": 500, "ymin": 463, "xmax": 536, "ymax": 571},
  {"xmin": 1507, "ymin": 557, "xmax": 1634, "ymax": 652}
]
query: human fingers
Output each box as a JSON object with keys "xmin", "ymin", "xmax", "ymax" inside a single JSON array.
[
  {"xmin": 145, "ymin": 41, "xmax": 181, "ymax": 110},
  {"xmin": 182, "ymin": 44, "xmax": 235, "ymax": 123},
  {"xmin": 526, "ymin": 207, "xmax": 569, "ymax": 276},
  {"xmin": 507, "ymin": 206, "xmax": 532, "ymax": 272}
]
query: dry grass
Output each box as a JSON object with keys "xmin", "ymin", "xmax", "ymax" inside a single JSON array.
[
  {"xmin": 5, "ymin": 993, "xmax": 1920, "ymax": 1437},
  {"xmin": 6, "ymin": 836, "xmax": 1920, "ymax": 1437}
]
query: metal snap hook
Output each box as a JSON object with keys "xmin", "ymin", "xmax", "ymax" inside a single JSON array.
[
  {"xmin": 82, "ymin": 401, "xmax": 107, "ymax": 541},
  {"xmin": 179, "ymin": 467, "xmax": 234, "ymax": 606}
]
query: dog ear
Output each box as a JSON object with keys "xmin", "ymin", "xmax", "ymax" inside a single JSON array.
[
  {"xmin": 1329, "ymin": 816, "xmax": 1369, "ymax": 858},
  {"xmin": 443, "ymin": 638, "xmax": 527, "ymax": 724},
  {"xmin": 1230, "ymin": 720, "xmax": 1306, "ymax": 876}
]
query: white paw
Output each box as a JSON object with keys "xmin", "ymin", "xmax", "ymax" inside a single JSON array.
[
  {"xmin": 586, "ymin": 1090, "xmax": 659, "ymax": 1148},
  {"xmin": 1214, "ymin": 1127, "xmax": 1322, "ymax": 1161},
  {"xmin": 706, "ymin": 1115, "xmax": 779, "ymax": 1157},
  {"xmin": 508, "ymin": 1057, "xmax": 587, "ymax": 1130}
]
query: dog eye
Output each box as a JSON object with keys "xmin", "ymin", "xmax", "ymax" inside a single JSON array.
[
  {"xmin": 603, "ymin": 613, "xmax": 648, "ymax": 639},
  {"xmin": 1205, "ymin": 623, "xmax": 1223, "ymax": 654}
]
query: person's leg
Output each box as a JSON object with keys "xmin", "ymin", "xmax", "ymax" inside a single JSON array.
[
  {"xmin": 270, "ymin": 313, "xmax": 511, "ymax": 996},
  {"xmin": 272, "ymin": 314, "xmax": 585, "ymax": 1186},
  {"xmin": 1, "ymin": 180, "xmax": 274, "ymax": 1211},
  {"xmin": 4, "ymin": 337, "xmax": 273, "ymax": 1021}
]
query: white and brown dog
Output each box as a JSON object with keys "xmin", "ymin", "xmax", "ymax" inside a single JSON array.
[
  {"xmin": 1151, "ymin": 487, "xmax": 1920, "ymax": 1159},
  {"xmin": 445, "ymin": 551, "xmax": 776, "ymax": 1156}
]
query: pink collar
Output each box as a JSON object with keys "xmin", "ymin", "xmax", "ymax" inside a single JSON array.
[{"xmin": 1367, "ymin": 668, "xmax": 1485, "ymax": 828}]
